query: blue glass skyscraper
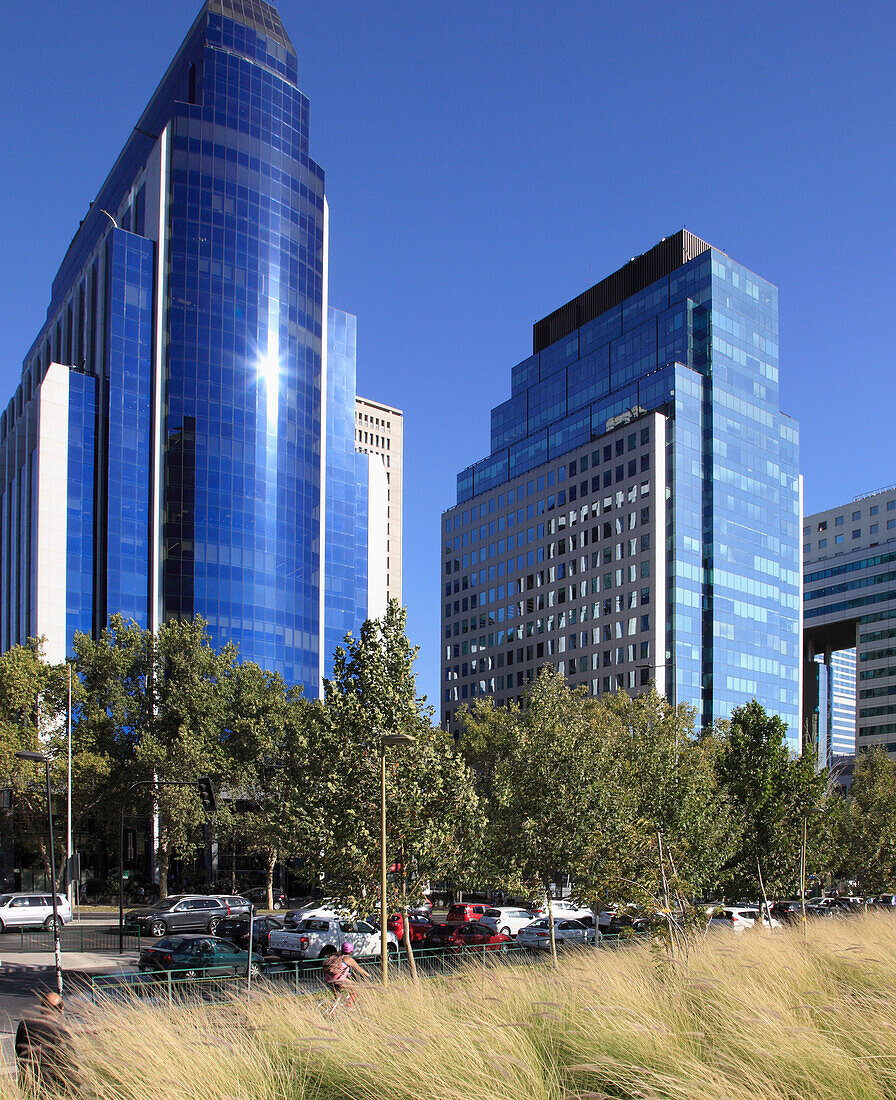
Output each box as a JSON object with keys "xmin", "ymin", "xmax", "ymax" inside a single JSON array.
[
  {"xmin": 442, "ymin": 231, "xmax": 801, "ymax": 743},
  {"xmin": 0, "ymin": 0, "xmax": 383, "ymax": 694}
]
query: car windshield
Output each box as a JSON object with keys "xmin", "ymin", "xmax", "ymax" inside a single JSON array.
[{"xmin": 154, "ymin": 898, "xmax": 180, "ymax": 911}]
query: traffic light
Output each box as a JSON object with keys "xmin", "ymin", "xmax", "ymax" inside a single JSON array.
[{"xmin": 197, "ymin": 776, "xmax": 217, "ymax": 813}]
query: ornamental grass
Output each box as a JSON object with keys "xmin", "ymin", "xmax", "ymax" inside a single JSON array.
[{"xmin": 11, "ymin": 910, "xmax": 896, "ymax": 1100}]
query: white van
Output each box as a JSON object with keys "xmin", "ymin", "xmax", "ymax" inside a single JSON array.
[{"xmin": 0, "ymin": 893, "xmax": 72, "ymax": 932}]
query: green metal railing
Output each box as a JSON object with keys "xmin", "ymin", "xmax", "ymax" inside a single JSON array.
[
  {"xmin": 18, "ymin": 926, "xmax": 141, "ymax": 952},
  {"xmin": 87, "ymin": 936, "xmax": 643, "ymax": 1006}
]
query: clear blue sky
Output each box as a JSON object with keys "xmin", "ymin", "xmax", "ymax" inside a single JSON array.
[{"xmin": 2, "ymin": 0, "xmax": 895, "ymax": 707}]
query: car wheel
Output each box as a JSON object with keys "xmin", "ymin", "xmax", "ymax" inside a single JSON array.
[
  {"xmin": 500, "ymin": 926, "xmax": 511, "ymax": 936},
  {"xmin": 43, "ymin": 915, "xmax": 60, "ymax": 931},
  {"xmin": 248, "ymin": 961, "xmax": 262, "ymax": 977},
  {"xmin": 499, "ymin": 942, "xmax": 510, "ymax": 955},
  {"xmin": 0, "ymin": 919, "xmax": 5, "ymax": 934},
  {"xmin": 319, "ymin": 947, "xmax": 336, "ymax": 960},
  {"xmin": 150, "ymin": 920, "xmax": 167, "ymax": 938},
  {"xmin": 182, "ymin": 968, "xmax": 199, "ymax": 981},
  {"xmin": 207, "ymin": 918, "xmax": 219, "ymax": 934},
  {"xmin": 272, "ymin": 900, "xmax": 283, "ymax": 910}
]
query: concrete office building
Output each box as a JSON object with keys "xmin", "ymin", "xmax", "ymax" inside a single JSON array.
[
  {"xmin": 804, "ymin": 486, "xmax": 896, "ymax": 757},
  {"xmin": 0, "ymin": 0, "xmax": 386, "ymax": 693},
  {"xmin": 441, "ymin": 231, "xmax": 801, "ymax": 742},
  {"xmin": 355, "ymin": 397, "xmax": 403, "ymax": 604}
]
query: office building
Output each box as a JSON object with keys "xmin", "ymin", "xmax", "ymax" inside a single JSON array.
[
  {"xmin": 0, "ymin": 0, "xmax": 384, "ymax": 694},
  {"xmin": 804, "ymin": 486, "xmax": 896, "ymax": 756},
  {"xmin": 355, "ymin": 396, "xmax": 403, "ymax": 603},
  {"xmin": 441, "ymin": 231, "xmax": 801, "ymax": 742}
]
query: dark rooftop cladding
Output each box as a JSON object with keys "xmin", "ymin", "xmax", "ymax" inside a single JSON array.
[
  {"xmin": 207, "ymin": 0, "xmax": 294, "ymax": 52},
  {"xmin": 532, "ymin": 229, "xmax": 715, "ymax": 353}
]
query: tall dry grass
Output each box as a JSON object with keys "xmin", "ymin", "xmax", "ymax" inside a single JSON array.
[{"xmin": 11, "ymin": 912, "xmax": 896, "ymax": 1100}]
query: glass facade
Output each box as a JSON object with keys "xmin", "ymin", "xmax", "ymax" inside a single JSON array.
[
  {"xmin": 66, "ymin": 373, "xmax": 97, "ymax": 643},
  {"xmin": 0, "ymin": 0, "xmax": 378, "ymax": 692},
  {"xmin": 324, "ymin": 307, "xmax": 369, "ymax": 676},
  {"xmin": 448, "ymin": 234, "xmax": 801, "ymax": 740}
]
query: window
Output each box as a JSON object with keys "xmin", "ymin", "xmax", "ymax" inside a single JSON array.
[
  {"xmin": 817, "ymin": 521, "xmax": 827, "ymax": 531},
  {"xmin": 852, "ymin": 511, "xmax": 861, "ymax": 521},
  {"xmin": 871, "ymin": 506, "xmax": 879, "ymax": 516},
  {"xmin": 870, "ymin": 523, "xmax": 878, "ymax": 534},
  {"xmin": 852, "ymin": 530, "xmax": 861, "ymax": 539},
  {"xmin": 835, "ymin": 516, "xmax": 844, "ymax": 526},
  {"xmin": 888, "ymin": 501, "xmax": 896, "ymax": 511},
  {"xmin": 819, "ymin": 538, "xmax": 827, "ymax": 548},
  {"xmin": 835, "ymin": 534, "xmax": 844, "ymax": 544}
]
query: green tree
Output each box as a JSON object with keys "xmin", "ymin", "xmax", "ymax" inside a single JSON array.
[
  {"xmin": 74, "ymin": 616, "xmax": 237, "ymax": 897},
  {"xmin": 312, "ymin": 601, "xmax": 482, "ymax": 968},
  {"xmin": 577, "ymin": 689, "xmax": 737, "ymax": 924},
  {"xmin": 711, "ymin": 699, "xmax": 827, "ymax": 900},
  {"xmin": 481, "ymin": 667, "xmax": 604, "ymax": 962},
  {"xmin": 839, "ymin": 748, "xmax": 896, "ymax": 894},
  {"xmin": 0, "ymin": 640, "xmax": 69, "ymax": 885},
  {"xmin": 219, "ymin": 664, "xmax": 311, "ymax": 908}
]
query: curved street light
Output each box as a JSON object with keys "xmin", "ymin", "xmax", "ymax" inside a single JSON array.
[{"xmin": 380, "ymin": 733, "xmax": 416, "ymax": 985}]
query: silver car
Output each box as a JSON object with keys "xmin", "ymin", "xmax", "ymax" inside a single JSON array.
[{"xmin": 516, "ymin": 917, "xmax": 596, "ymax": 950}]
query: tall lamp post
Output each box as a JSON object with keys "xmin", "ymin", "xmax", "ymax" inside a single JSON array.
[
  {"xmin": 16, "ymin": 751, "xmax": 63, "ymax": 996},
  {"xmin": 800, "ymin": 805, "xmax": 823, "ymax": 944},
  {"xmin": 380, "ymin": 733, "xmax": 415, "ymax": 986}
]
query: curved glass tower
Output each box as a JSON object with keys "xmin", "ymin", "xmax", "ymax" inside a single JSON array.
[{"xmin": 0, "ymin": 0, "xmax": 380, "ymax": 694}]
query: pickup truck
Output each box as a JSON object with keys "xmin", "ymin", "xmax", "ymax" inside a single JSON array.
[{"xmin": 268, "ymin": 916, "xmax": 399, "ymax": 960}]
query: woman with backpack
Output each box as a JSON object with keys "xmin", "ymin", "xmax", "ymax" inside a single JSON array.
[{"xmin": 321, "ymin": 942, "xmax": 370, "ymax": 1003}]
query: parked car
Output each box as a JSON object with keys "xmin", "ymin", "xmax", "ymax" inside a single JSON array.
[
  {"xmin": 137, "ymin": 934, "xmax": 261, "ymax": 979},
  {"xmin": 216, "ymin": 915, "xmax": 283, "ymax": 953},
  {"xmin": 604, "ymin": 914, "xmax": 649, "ymax": 936},
  {"xmin": 242, "ymin": 887, "xmax": 289, "ymax": 911},
  {"xmin": 479, "ymin": 907, "xmax": 535, "ymax": 936},
  {"xmin": 709, "ymin": 906, "xmax": 781, "ymax": 932},
  {"xmin": 269, "ymin": 915, "xmax": 398, "ymax": 960},
  {"xmin": 387, "ymin": 913, "xmax": 433, "ymax": 943},
  {"xmin": 283, "ymin": 898, "xmax": 351, "ymax": 928},
  {"xmin": 123, "ymin": 895, "xmax": 229, "ymax": 938},
  {"xmin": 0, "ymin": 893, "xmax": 72, "ymax": 933},
  {"xmin": 214, "ymin": 895, "xmax": 254, "ymax": 917},
  {"xmin": 516, "ymin": 917, "xmax": 595, "ymax": 950},
  {"xmin": 445, "ymin": 903, "xmax": 490, "ymax": 925},
  {"xmin": 527, "ymin": 898, "xmax": 593, "ymax": 921},
  {"xmin": 873, "ymin": 894, "xmax": 896, "ymax": 908},
  {"xmin": 423, "ymin": 921, "xmax": 513, "ymax": 953}
]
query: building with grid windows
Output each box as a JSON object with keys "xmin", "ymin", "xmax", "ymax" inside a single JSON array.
[
  {"xmin": 804, "ymin": 486, "xmax": 896, "ymax": 758},
  {"xmin": 0, "ymin": 0, "xmax": 384, "ymax": 694},
  {"xmin": 355, "ymin": 397, "xmax": 403, "ymax": 604},
  {"xmin": 441, "ymin": 231, "xmax": 802, "ymax": 742}
]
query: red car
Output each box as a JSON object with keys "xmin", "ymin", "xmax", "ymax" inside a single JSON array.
[
  {"xmin": 386, "ymin": 913, "xmax": 433, "ymax": 943},
  {"xmin": 445, "ymin": 903, "xmax": 490, "ymax": 924},
  {"xmin": 423, "ymin": 921, "xmax": 512, "ymax": 954}
]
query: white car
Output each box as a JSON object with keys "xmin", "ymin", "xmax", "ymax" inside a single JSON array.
[
  {"xmin": 709, "ymin": 906, "xmax": 781, "ymax": 932},
  {"xmin": 528, "ymin": 898, "xmax": 593, "ymax": 921},
  {"xmin": 479, "ymin": 906, "xmax": 536, "ymax": 936},
  {"xmin": 269, "ymin": 915, "xmax": 398, "ymax": 960},
  {"xmin": 517, "ymin": 917, "xmax": 596, "ymax": 950},
  {"xmin": 0, "ymin": 892, "xmax": 72, "ymax": 932}
]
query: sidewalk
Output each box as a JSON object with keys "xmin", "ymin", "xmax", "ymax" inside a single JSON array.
[{"xmin": 1, "ymin": 952, "xmax": 137, "ymax": 975}]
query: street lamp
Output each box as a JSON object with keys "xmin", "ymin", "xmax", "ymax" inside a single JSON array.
[
  {"xmin": 16, "ymin": 751, "xmax": 63, "ymax": 997},
  {"xmin": 380, "ymin": 733, "xmax": 415, "ymax": 985},
  {"xmin": 800, "ymin": 805, "xmax": 824, "ymax": 943}
]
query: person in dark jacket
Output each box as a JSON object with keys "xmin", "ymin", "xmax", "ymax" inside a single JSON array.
[{"xmin": 15, "ymin": 990, "xmax": 75, "ymax": 1093}]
